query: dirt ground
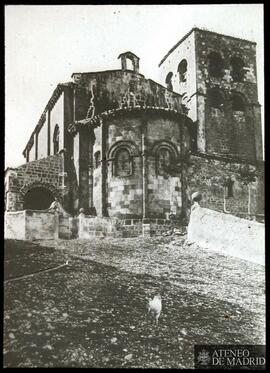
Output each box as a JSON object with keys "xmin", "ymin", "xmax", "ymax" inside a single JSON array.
[{"xmin": 4, "ymin": 236, "xmax": 265, "ymax": 368}]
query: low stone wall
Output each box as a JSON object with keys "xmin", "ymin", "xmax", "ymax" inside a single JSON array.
[
  {"xmin": 77, "ymin": 215, "xmax": 172, "ymax": 239},
  {"xmin": 5, "ymin": 211, "xmax": 26, "ymax": 239},
  {"xmin": 6, "ymin": 210, "xmax": 172, "ymax": 240},
  {"xmin": 186, "ymin": 155, "xmax": 264, "ymax": 218},
  {"xmin": 187, "ymin": 205, "xmax": 265, "ymax": 265},
  {"xmin": 25, "ymin": 210, "xmax": 58, "ymax": 240},
  {"xmin": 5, "ymin": 206, "xmax": 81, "ymax": 241},
  {"xmin": 5, "ymin": 210, "xmax": 58, "ymax": 240},
  {"xmin": 59, "ymin": 215, "xmax": 78, "ymax": 239},
  {"xmin": 78, "ymin": 215, "xmax": 119, "ymax": 238}
]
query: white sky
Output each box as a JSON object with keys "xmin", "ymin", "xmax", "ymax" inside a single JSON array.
[{"xmin": 5, "ymin": 4, "xmax": 264, "ymax": 168}]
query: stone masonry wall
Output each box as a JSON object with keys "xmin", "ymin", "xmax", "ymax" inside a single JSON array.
[
  {"xmin": 147, "ymin": 117, "xmax": 182, "ymax": 217},
  {"xmin": 195, "ymin": 30, "xmax": 258, "ymax": 99},
  {"xmin": 81, "ymin": 112, "xmax": 191, "ymax": 219},
  {"xmin": 5, "ymin": 210, "xmax": 58, "ymax": 240},
  {"xmin": 25, "ymin": 210, "xmax": 59, "ymax": 240},
  {"xmin": 73, "ymin": 69, "xmax": 183, "ymax": 122},
  {"xmin": 106, "ymin": 116, "xmax": 143, "ymax": 218},
  {"xmin": 77, "ymin": 214, "xmax": 172, "ymax": 239},
  {"xmin": 5, "ymin": 154, "xmax": 64, "ymax": 211},
  {"xmin": 104, "ymin": 113, "xmax": 188, "ymax": 219},
  {"xmin": 195, "ymin": 29, "xmax": 260, "ymax": 162},
  {"xmin": 5, "ymin": 211, "xmax": 26, "ymax": 239},
  {"xmin": 186, "ymin": 154, "xmax": 263, "ymax": 219}
]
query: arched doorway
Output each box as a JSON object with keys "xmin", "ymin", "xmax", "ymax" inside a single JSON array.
[{"xmin": 23, "ymin": 187, "xmax": 55, "ymax": 210}]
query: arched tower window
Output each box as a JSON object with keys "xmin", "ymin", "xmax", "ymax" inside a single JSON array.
[
  {"xmin": 178, "ymin": 59, "xmax": 187, "ymax": 83},
  {"xmin": 115, "ymin": 148, "xmax": 132, "ymax": 177},
  {"xmin": 207, "ymin": 88, "xmax": 224, "ymax": 109},
  {"xmin": 165, "ymin": 72, "xmax": 173, "ymax": 91},
  {"xmin": 230, "ymin": 57, "xmax": 245, "ymax": 82},
  {"xmin": 208, "ymin": 52, "xmax": 224, "ymax": 78},
  {"xmin": 53, "ymin": 125, "xmax": 60, "ymax": 155},
  {"xmin": 232, "ymin": 93, "xmax": 245, "ymax": 111},
  {"xmin": 94, "ymin": 151, "xmax": 101, "ymax": 168}
]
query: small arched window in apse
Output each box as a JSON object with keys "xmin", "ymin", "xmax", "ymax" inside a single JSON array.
[
  {"xmin": 115, "ymin": 148, "xmax": 131, "ymax": 177},
  {"xmin": 157, "ymin": 148, "xmax": 171, "ymax": 176}
]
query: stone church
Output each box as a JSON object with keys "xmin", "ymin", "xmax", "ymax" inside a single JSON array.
[{"xmin": 5, "ymin": 28, "xmax": 264, "ymax": 227}]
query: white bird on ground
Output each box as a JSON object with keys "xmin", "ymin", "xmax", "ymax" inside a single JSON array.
[{"xmin": 147, "ymin": 294, "xmax": 162, "ymax": 324}]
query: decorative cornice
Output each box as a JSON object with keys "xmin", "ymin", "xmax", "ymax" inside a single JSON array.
[
  {"xmin": 68, "ymin": 106, "xmax": 193, "ymax": 136},
  {"xmin": 71, "ymin": 69, "xmax": 145, "ymax": 79}
]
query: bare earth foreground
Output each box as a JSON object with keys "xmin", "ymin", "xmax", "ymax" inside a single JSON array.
[{"xmin": 4, "ymin": 236, "xmax": 265, "ymax": 368}]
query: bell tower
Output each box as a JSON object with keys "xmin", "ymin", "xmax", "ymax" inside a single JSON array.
[
  {"xmin": 118, "ymin": 51, "xmax": 140, "ymax": 73},
  {"xmin": 159, "ymin": 28, "xmax": 262, "ymax": 163}
]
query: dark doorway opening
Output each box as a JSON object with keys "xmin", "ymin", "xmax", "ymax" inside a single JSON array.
[{"xmin": 23, "ymin": 187, "xmax": 55, "ymax": 210}]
